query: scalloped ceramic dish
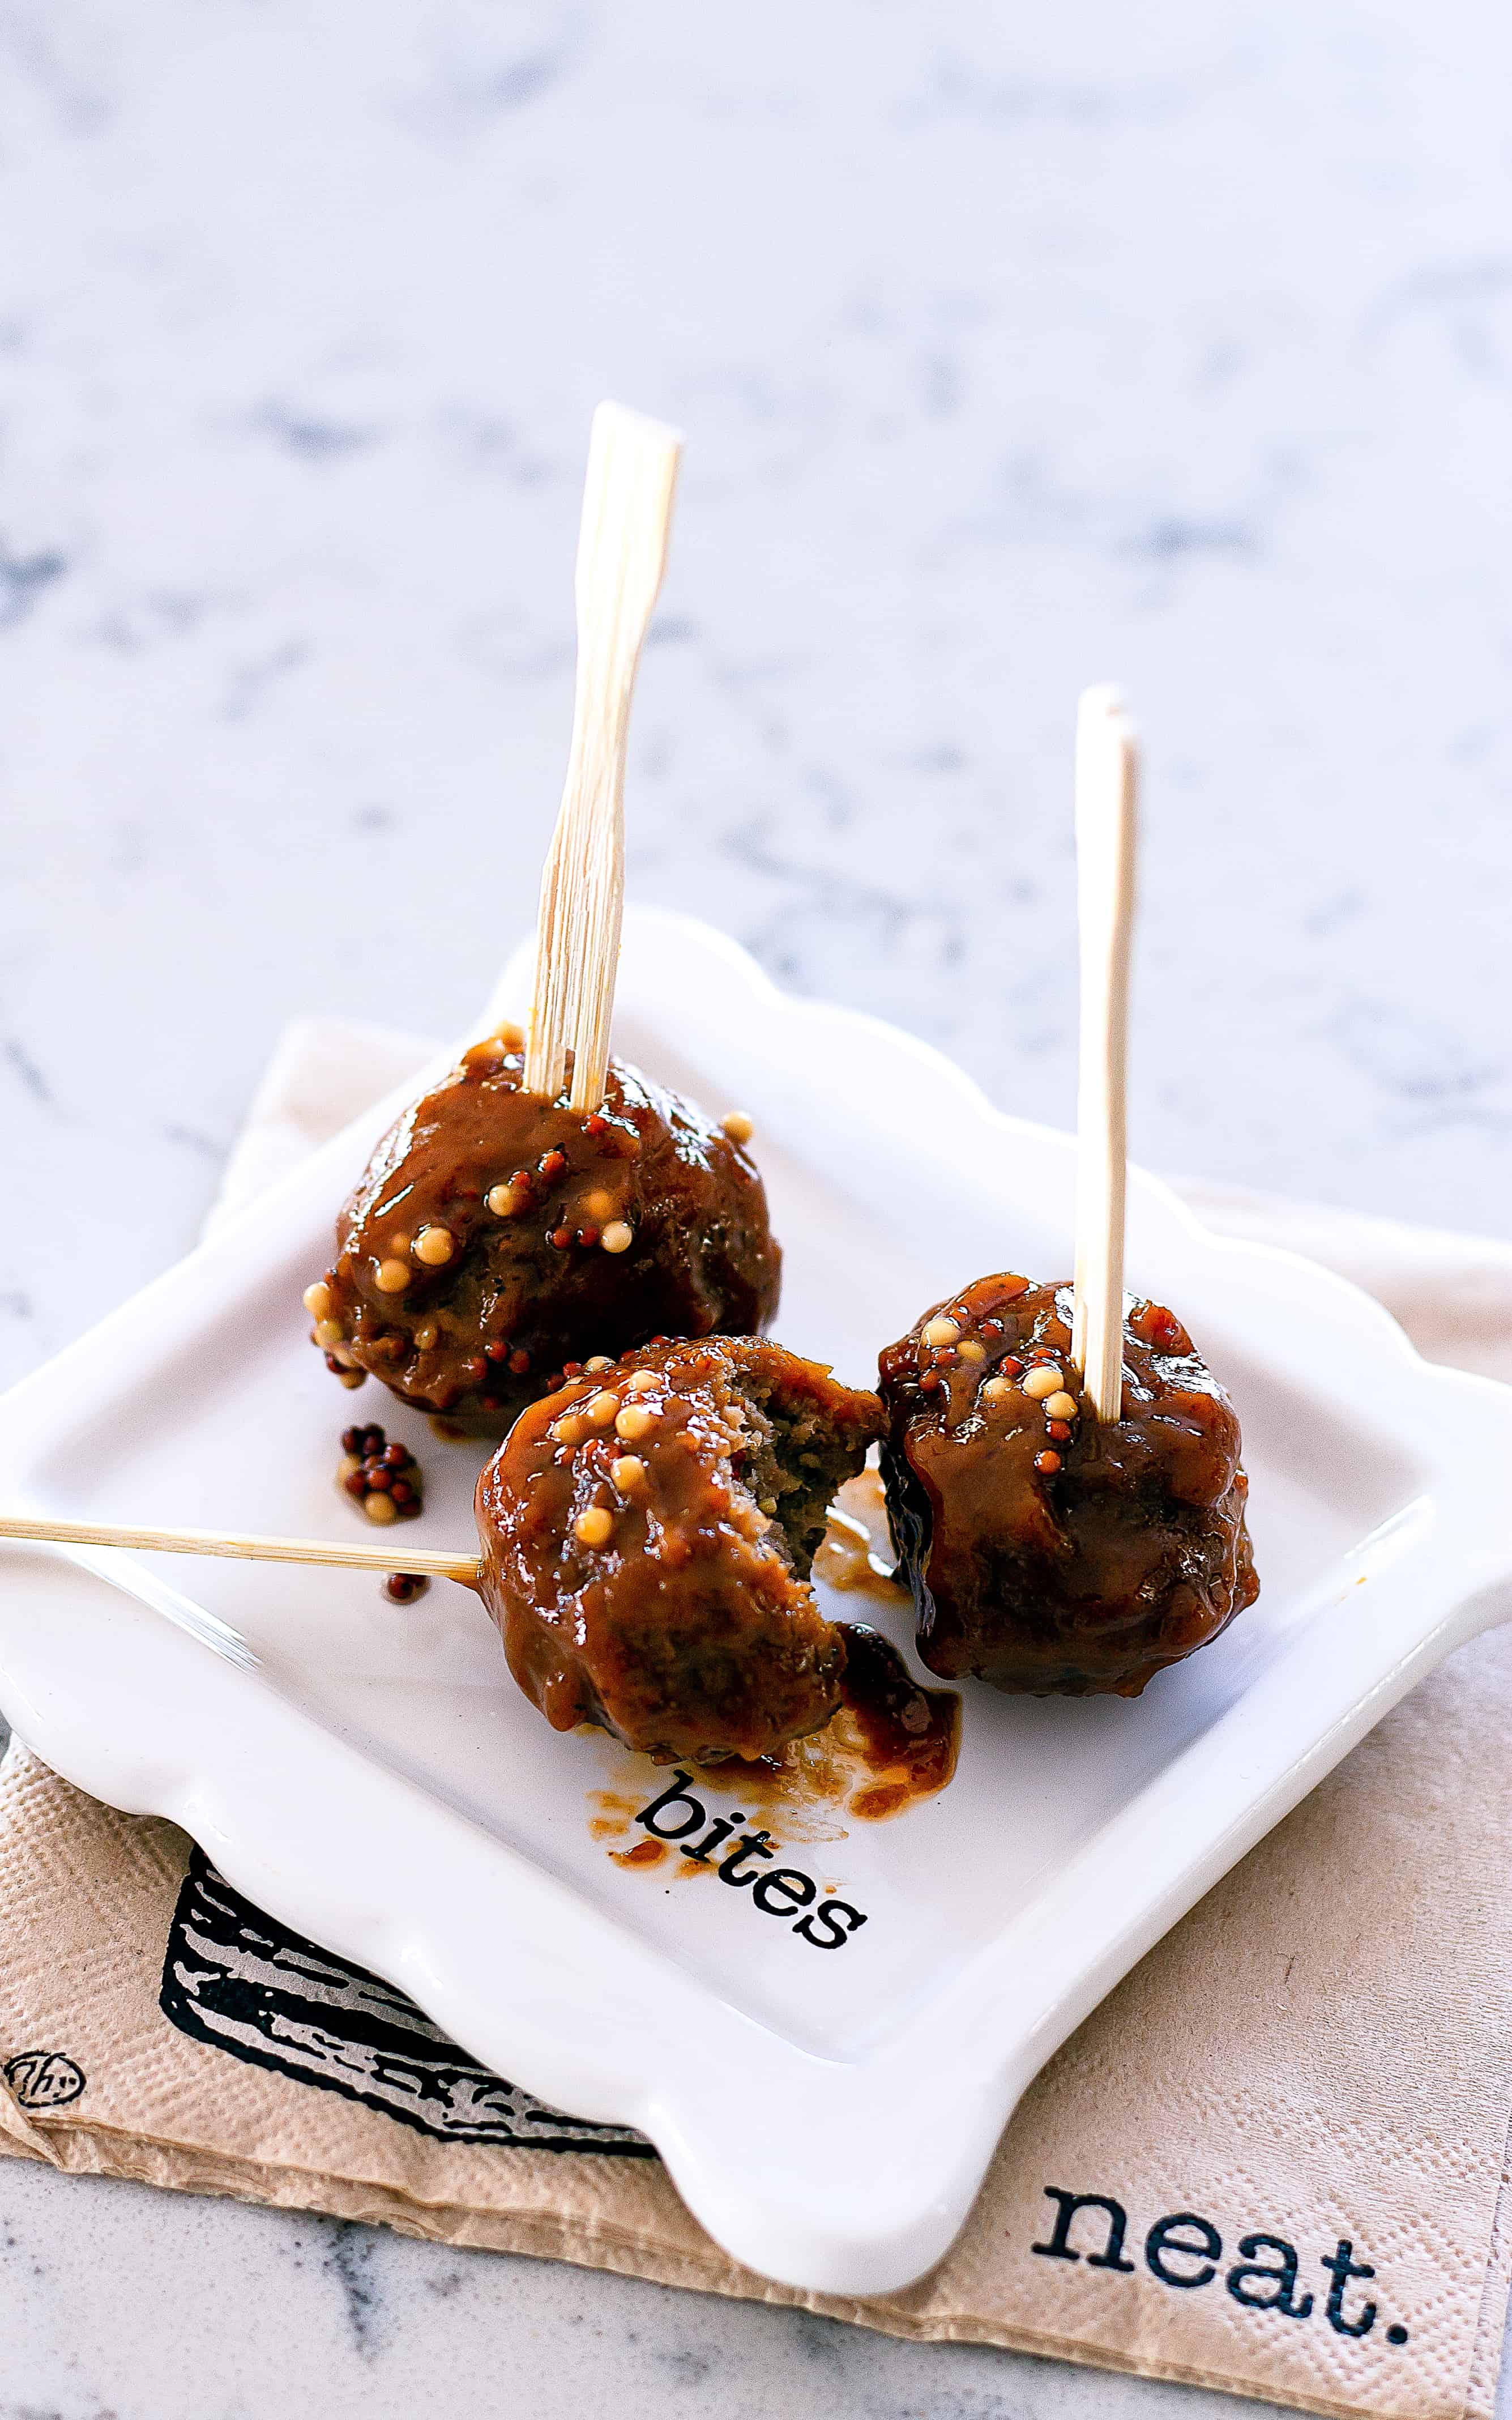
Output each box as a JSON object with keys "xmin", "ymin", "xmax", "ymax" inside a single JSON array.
[{"xmin": 2, "ymin": 909, "xmax": 1511, "ymax": 2295}]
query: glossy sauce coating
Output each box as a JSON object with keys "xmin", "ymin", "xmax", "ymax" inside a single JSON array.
[
  {"xmin": 879, "ymin": 1275, "xmax": 1258, "ymax": 1697},
  {"xmin": 476, "ymin": 1336, "xmax": 883, "ymax": 1762},
  {"xmin": 311, "ymin": 1043, "xmax": 780, "ymax": 1435}
]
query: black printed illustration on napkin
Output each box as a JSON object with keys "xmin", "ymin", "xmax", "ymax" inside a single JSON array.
[{"xmin": 160, "ymin": 1848, "xmax": 653, "ymax": 2156}]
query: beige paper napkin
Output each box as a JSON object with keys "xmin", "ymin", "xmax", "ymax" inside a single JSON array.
[{"xmin": 2, "ymin": 1018, "xmax": 1511, "ymax": 2420}]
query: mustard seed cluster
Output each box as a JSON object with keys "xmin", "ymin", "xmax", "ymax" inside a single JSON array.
[
  {"xmin": 337, "ymin": 1423, "xmax": 424, "ymax": 1525},
  {"xmin": 911, "ymin": 1279, "xmax": 1088, "ymax": 1478}
]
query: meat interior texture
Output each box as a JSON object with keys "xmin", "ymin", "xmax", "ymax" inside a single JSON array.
[
  {"xmin": 878, "ymin": 1274, "xmax": 1258, "ymax": 1698},
  {"xmin": 307, "ymin": 1039, "xmax": 781, "ymax": 1437},
  {"xmin": 476, "ymin": 1336, "xmax": 883, "ymax": 1763}
]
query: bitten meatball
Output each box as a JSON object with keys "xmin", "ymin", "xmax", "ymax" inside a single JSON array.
[
  {"xmin": 303, "ymin": 1033, "xmax": 781, "ymax": 1437},
  {"xmin": 878, "ymin": 1274, "xmax": 1258, "ymax": 1698},
  {"xmin": 476, "ymin": 1336, "xmax": 883, "ymax": 1763}
]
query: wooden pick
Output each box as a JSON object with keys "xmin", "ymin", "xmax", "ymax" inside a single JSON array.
[
  {"xmin": 1070, "ymin": 685, "xmax": 1139, "ymax": 1425},
  {"xmin": 0, "ymin": 1513, "xmax": 482, "ymax": 1588},
  {"xmin": 523, "ymin": 401, "xmax": 683, "ymax": 1111}
]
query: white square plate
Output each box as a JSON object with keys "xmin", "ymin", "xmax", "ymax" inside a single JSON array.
[{"xmin": 2, "ymin": 909, "xmax": 1510, "ymax": 2295}]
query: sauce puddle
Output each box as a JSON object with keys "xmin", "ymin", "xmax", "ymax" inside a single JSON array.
[
  {"xmin": 812, "ymin": 1468, "xmax": 905, "ymax": 1601},
  {"xmin": 609, "ymin": 1838, "xmax": 668, "ymax": 1871},
  {"xmin": 733, "ymin": 1622, "xmax": 959, "ymax": 1829},
  {"xmin": 588, "ymin": 1469, "xmax": 960, "ymax": 1863},
  {"xmin": 835, "ymin": 1622, "xmax": 960, "ymax": 1819}
]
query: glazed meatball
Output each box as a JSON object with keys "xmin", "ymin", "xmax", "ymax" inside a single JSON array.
[
  {"xmin": 304, "ymin": 1035, "xmax": 781, "ymax": 1437},
  {"xmin": 476, "ymin": 1336, "xmax": 883, "ymax": 1763},
  {"xmin": 878, "ymin": 1274, "xmax": 1258, "ymax": 1698}
]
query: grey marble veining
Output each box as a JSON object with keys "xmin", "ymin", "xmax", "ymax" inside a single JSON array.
[
  {"xmin": 6, "ymin": 0, "xmax": 1512, "ymax": 1396},
  {"xmin": 0, "ymin": 2157, "xmax": 1299, "ymax": 2420},
  {"xmin": 3, "ymin": 1, "xmax": 1511, "ymax": 2413}
]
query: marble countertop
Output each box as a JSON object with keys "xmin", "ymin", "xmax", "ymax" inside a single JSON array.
[
  {"xmin": 3, "ymin": 1, "xmax": 1510, "ymax": 2412},
  {"xmin": 0, "ymin": 2153, "xmax": 1293, "ymax": 2420}
]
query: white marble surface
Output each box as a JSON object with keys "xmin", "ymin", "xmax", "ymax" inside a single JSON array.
[
  {"xmin": 0, "ymin": 2157, "xmax": 1300, "ymax": 2420},
  {"xmin": 3, "ymin": 2, "xmax": 1511, "ymax": 2413}
]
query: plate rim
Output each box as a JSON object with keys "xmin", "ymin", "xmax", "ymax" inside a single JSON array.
[{"xmin": 2, "ymin": 905, "xmax": 1511, "ymax": 2294}]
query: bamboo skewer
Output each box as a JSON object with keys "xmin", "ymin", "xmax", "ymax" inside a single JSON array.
[
  {"xmin": 1069, "ymin": 685, "xmax": 1140, "ymax": 1425},
  {"xmin": 0, "ymin": 413, "xmax": 685, "ymax": 1615},
  {"xmin": 0, "ymin": 1512, "xmax": 482, "ymax": 1588},
  {"xmin": 523, "ymin": 401, "xmax": 682, "ymax": 1112}
]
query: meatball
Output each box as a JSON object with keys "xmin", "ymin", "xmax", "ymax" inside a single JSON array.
[
  {"xmin": 878, "ymin": 1274, "xmax": 1258, "ymax": 1698},
  {"xmin": 305, "ymin": 1036, "xmax": 781, "ymax": 1437},
  {"xmin": 476, "ymin": 1336, "xmax": 883, "ymax": 1763}
]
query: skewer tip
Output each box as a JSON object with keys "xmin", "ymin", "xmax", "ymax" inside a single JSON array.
[
  {"xmin": 591, "ymin": 397, "xmax": 684, "ymax": 454},
  {"xmin": 1077, "ymin": 682, "xmax": 1137, "ymax": 747}
]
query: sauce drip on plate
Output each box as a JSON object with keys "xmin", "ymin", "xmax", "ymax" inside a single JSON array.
[
  {"xmin": 836, "ymin": 1622, "xmax": 960, "ymax": 1819},
  {"xmin": 585, "ymin": 1472, "xmax": 962, "ymax": 1859},
  {"xmin": 732, "ymin": 1620, "xmax": 960, "ymax": 1824}
]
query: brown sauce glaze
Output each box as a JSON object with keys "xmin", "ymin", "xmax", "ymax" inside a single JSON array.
[
  {"xmin": 307, "ymin": 1040, "xmax": 780, "ymax": 1438},
  {"xmin": 476, "ymin": 1336, "xmax": 882, "ymax": 1764},
  {"xmin": 879, "ymin": 1274, "xmax": 1258, "ymax": 1697}
]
